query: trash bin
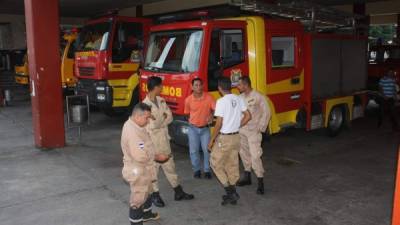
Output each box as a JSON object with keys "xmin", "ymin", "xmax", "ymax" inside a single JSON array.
[{"xmin": 71, "ymin": 105, "xmax": 88, "ymax": 124}]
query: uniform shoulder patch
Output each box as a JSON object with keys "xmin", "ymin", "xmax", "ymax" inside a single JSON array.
[{"xmin": 138, "ymin": 142, "xmax": 145, "ymax": 150}]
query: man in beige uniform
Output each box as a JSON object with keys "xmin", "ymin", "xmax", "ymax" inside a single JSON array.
[
  {"xmin": 121, "ymin": 103, "xmax": 169, "ymax": 225},
  {"xmin": 143, "ymin": 76, "xmax": 194, "ymax": 207},
  {"xmin": 237, "ymin": 76, "xmax": 271, "ymax": 195},
  {"xmin": 208, "ymin": 77, "xmax": 251, "ymax": 205}
]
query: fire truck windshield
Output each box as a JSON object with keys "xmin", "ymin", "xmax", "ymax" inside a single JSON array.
[
  {"xmin": 76, "ymin": 21, "xmax": 112, "ymax": 51},
  {"xmin": 144, "ymin": 29, "xmax": 203, "ymax": 73}
]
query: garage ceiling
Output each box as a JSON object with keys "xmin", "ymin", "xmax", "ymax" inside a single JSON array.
[
  {"xmin": 0, "ymin": 0, "xmax": 390, "ymax": 17},
  {"xmin": 0, "ymin": 0, "xmax": 162, "ymax": 17}
]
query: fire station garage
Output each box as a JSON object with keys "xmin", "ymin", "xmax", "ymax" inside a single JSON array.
[{"xmin": 0, "ymin": 0, "xmax": 399, "ymax": 224}]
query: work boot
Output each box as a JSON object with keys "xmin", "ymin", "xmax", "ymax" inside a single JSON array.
[
  {"xmin": 193, "ymin": 170, "xmax": 201, "ymax": 179},
  {"xmin": 230, "ymin": 185, "xmax": 240, "ymax": 200},
  {"xmin": 129, "ymin": 207, "xmax": 144, "ymax": 225},
  {"xmin": 221, "ymin": 186, "xmax": 237, "ymax": 206},
  {"xmin": 151, "ymin": 192, "xmax": 165, "ymax": 208},
  {"xmin": 256, "ymin": 177, "xmax": 264, "ymax": 195},
  {"xmin": 236, "ymin": 171, "xmax": 252, "ymax": 186},
  {"xmin": 174, "ymin": 185, "xmax": 194, "ymax": 201},
  {"xmin": 143, "ymin": 211, "xmax": 160, "ymax": 222},
  {"xmin": 204, "ymin": 172, "xmax": 212, "ymax": 179}
]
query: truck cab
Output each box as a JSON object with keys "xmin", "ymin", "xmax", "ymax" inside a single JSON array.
[
  {"xmin": 74, "ymin": 15, "xmax": 151, "ymax": 115},
  {"xmin": 14, "ymin": 30, "xmax": 78, "ymax": 92},
  {"xmin": 140, "ymin": 16, "xmax": 367, "ymax": 145}
]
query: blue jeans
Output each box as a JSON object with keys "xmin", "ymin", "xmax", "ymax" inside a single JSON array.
[{"xmin": 188, "ymin": 125, "xmax": 211, "ymax": 173}]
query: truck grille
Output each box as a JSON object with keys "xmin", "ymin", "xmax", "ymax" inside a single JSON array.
[{"xmin": 78, "ymin": 67, "xmax": 95, "ymax": 76}]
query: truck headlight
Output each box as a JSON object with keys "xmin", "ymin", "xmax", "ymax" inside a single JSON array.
[{"xmin": 97, "ymin": 94, "xmax": 106, "ymax": 101}]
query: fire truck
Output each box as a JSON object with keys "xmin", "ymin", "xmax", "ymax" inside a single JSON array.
[
  {"xmin": 140, "ymin": 16, "xmax": 368, "ymax": 145},
  {"xmin": 14, "ymin": 31, "xmax": 78, "ymax": 94},
  {"xmin": 74, "ymin": 15, "xmax": 151, "ymax": 116}
]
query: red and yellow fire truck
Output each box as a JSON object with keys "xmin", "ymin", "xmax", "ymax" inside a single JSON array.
[
  {"xmin": 74, "ymin": 15, "xmax": 151, "ymax": 116},
  {"xmin": 14, "ymin": 30, "xmax": 78, "ymax": 94},
  {"xmin": 140, "ymin": 16, "xmax": 368, "ymax": 145}
]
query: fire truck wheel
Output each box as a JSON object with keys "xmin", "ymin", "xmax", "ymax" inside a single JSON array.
[{"xmin": 327, "ymin": 106, "xmax": 344, "ymax": 137}]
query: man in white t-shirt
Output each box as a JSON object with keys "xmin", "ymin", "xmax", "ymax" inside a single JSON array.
[{"xmin": 208, "ymin": 77, "xmax": 251, "ymax": 206}]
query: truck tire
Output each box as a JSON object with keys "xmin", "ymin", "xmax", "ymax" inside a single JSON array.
[{"xmin": 327, "ymin": 106, "xmax": 344, "ymax": 137}]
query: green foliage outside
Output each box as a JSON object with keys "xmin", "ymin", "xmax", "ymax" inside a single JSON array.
[{"xmin": 369, "ymin": 24, "xmax": 397, "ymax": 46}]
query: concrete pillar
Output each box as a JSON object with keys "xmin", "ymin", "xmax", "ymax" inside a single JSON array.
[
  {"xmin": 24, "ymin": 0, "xmax": 65, "ymax": 148},
  {"xmin": 136, "ymin": 5, "xmax": 143, "ymax": 17},
  {"xmin": 397, "ymin": 14, "xmax": 400, "ymax": 40},
  {"xmin": 353, "ymin": 2, "xmax": 370, "ymax": 36}
]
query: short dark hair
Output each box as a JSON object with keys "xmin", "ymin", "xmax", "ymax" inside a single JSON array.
[
  {"xmin": 239, "ymin": 76, "xmax": 251, "ymax": 87},
  {"xmin": 218, "ymin": 77, "xmax": 231, "ymax": 91},
  {"xmin": 192, "ymin": 78, "xmax": 203, "ymax": 85},
  {"xmin": 147, "ymin": 76, "xmax": 162, "ymax": 91},
  {"xmin": 132, "ymin": 102, "xmax": 152, "ymax": 116}
]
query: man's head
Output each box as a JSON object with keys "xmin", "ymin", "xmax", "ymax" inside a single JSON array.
[
  {"xmin": 191, "ymin": 78, "xmax": 203, "ymax": 95},
  {"xmin": 388, "ymin": 69, "xmax": 396, "ymax": 78},
  {"xmin": 147, "ymin": 76, "xmax": 163, "ymax": 96},
  {"xmin": 217, "ymin": 77, "xmax": 231, "ymax": 95},
  {"xmin": 131, "ymin": 103, "xmax": 152, "ymax": 127},
  {"xmin": 238, "ymin": 76, "xmax": 251, "ymax": 93}
]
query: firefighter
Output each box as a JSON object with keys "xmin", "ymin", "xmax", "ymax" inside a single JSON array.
[
  {"xmin": 121, "ymin": 103, "xmax": 170, "ymax": 225},
  {"xmin": 143, "ymin": 76, "xmax": 194, "ymax": 207},
  {"xmin": 236, "ymin": 76, "xmax": 271, "ymax": 194},
  {"xmin": 208, "ymin": 77, "xmax": 251, "ymax": 205}
]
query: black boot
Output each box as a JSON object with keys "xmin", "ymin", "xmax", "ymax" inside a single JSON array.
[
  {"xmin": 143, "ymin": 196, "xmax": 160, "ymax": 222},
  {"xmin": 221, "ymin": 186, "xmax": 237, "ymax": 206},
  {"xmin": 230, "ymin": 185, "xmax": 240, "ymax": 200},
  {"xmin": 256, "ymin": 177, "xmax": 264, "ymax": 195},
  {"xmin": 174, "ymin": 185, "xmax": 194, "ymax": 201},
  {"xmin": 236, "ymin": 171, "xmax": 252, "ymax": 186},
  {"xmin": 129, "ymin": 207, "xmax": 143, "ymax": 225},
  {"xmin": 151, "ymin": 192, "xmax": 165, "ymax": 207}
]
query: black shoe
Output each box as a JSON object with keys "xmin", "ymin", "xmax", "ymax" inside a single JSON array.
[
  {"xmin": 194, "ymin": 170, "xmax": 201, "ymax": 179},
  {"xmin": 230, "ymin": 185, "xmax": 240, "ymax": 200},
  {"xmin": 143, "ymin": 211, "xmax": 160, "ymax": 222},
  {"xmin": 151, "ymin": 192, "xmax": 165, "ymax": 207},
  {"xmin": 221, "ymin": 186, "xmax": 237, "ymax": 205},
  {"xmin": 256, "ymin": 178, "xmax": 264, "ymax": 195},
  {"xmin": 236, "ymin": 171, "xmax": 252, "ymax": 186},
  {"xmin": 204, "ymin": 172, "xmax": 212, "ymax": 179},
  {"xmin": 174, "ymin": 185, "xmax": 194, "ymax": 201}
]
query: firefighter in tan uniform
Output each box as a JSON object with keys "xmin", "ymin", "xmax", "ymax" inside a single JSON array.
[
  {"xmin": 121, "ymin": 103, "xmax": 170, "ymax": 225},
  {"xmin": 237, "ymin": 76, "xmax": 271, "ymax": 195},
  {"xmin": 143, "ymin": 76, "xmax": 194, "ymax": 207},
  {"xmin": 208, "ymin": 77, "xmax": 251, "ymax": 205}
]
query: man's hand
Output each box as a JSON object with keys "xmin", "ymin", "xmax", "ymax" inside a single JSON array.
[
  {"xmin": 208, "ymin": 139, "xmax": 215, "ymax": 152},
  {"xmin": 154, "ymin": 153, "xmax": 170, "ymax": 163}
]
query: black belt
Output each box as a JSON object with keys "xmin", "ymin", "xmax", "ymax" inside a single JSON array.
[
  {"xmin": 219, "ymin": 132, "xmax": 239, "ymax": 135},
  {"xmin": 190, "ymin": 124, "xmax": 209, "ymax": 129}
]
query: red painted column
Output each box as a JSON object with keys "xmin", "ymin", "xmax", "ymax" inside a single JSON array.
[
  {"xmin": 392, "ymin": 147, "xmax": 400, "ymax": 225},
  {"xmin": 24, "ymin": 0, "xmax": 65, "ymax": 148}
]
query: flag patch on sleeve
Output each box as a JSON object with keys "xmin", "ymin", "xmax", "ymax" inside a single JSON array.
[{"xmin": 138, "ymin": 142, "xmax": 145, "ymax": 150}]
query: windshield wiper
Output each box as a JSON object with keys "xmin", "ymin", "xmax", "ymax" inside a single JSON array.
[{"xmin": 144, "ymin": 66, "xmax": 160, "ymax": 72}]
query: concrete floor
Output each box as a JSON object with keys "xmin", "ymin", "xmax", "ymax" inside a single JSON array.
[{"xmin": 0, "ymin": 98, "xmax": 399, "ymax": 225}]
